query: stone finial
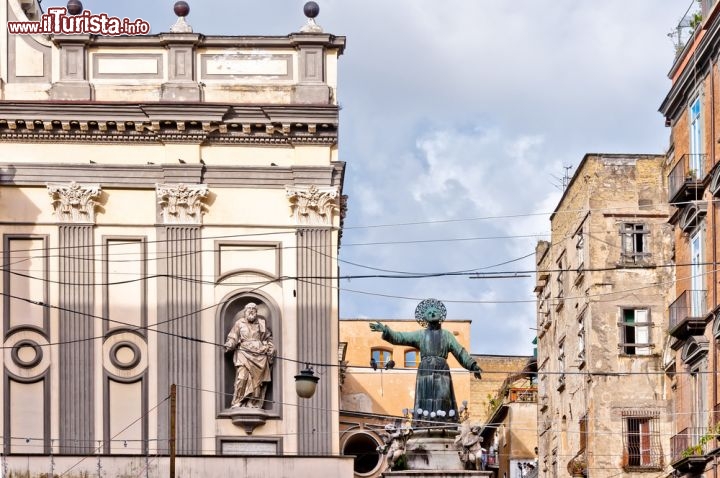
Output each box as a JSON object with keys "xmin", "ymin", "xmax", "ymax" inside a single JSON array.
[
  {"xmin": 47, "ymin": 182, "xmax": 101, "ymax": 224},
  {"xmin": 66, "ymin": 0, "xmax": 83, "ymax": 15},
  {"xmin": 300, "ymin": 1, "xmax": 323, "ymax": 33},
  {"xmin": 156, "ymin": 183, "xmax": 208, "ymax": 224},
  {"xmin": 170, "ymin": 1, "xmax": 193, "ymax": 33},
  {"xmin": 286, "ymin": 185, "xmax": 339, "ymax": 226}
]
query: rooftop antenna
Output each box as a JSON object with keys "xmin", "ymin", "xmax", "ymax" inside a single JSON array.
[{"xmin": 549, "ymin": 165, "xmax": 574, "ymax": 192}]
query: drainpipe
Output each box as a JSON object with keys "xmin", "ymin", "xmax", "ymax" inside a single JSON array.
[{"xmin": 711, "ymin": 50, "xmax": 718, "ymax": 478}]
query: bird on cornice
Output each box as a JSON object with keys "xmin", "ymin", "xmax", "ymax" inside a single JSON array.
[
  {"xmin": 370, "ymin": 358, "xmax": 377, "ymax": 371},
  {"xmin": 178, "ymin": 158, "xmax": 186, "ymax": 164}
]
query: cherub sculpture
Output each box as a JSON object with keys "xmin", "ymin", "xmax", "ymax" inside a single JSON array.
[
  {"xmin": 454, "ymin": 421, "xmax": 485, "ymax": 470},
  {"xmin": 377, "ymin": 423, "xmax": 413, "ymax": 471}
]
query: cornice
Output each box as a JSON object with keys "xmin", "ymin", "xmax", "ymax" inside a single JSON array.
[
  {"xmin": 0, "ymin": 163, "xmax": 345, "ymax": 189},
  {"xmin": 0, "ymin": 103, "xmax": 339, "ymax": 144},
  {"xmin": 52, "ymin": 33, "xmax": 347, "ymax": 54}
]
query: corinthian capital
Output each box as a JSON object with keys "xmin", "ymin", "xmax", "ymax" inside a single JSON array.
[
  {"xmin": 47, "ymin": 182, "xmax": 102, "ymax": 224},
  {"xmin": 156, "ymin": 183, "xmax": 209, "ymax": 225},
  {"xmin": 285, "ymin": 185, "xmax": 339, "ymax": 226}
]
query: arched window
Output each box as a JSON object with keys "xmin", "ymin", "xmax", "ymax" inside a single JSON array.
[
  {"xmin": 371, "ymin": 348, "xmax": 392, "ymax": 368},
  {"xmin": 404, "ymin": 349, "xmax": 419, "ymax": 367}
]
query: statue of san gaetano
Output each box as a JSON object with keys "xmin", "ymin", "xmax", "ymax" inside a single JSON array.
[
  {"xmin": 224, "ymin": 302, "xmax": 275, "ymax": 408},
  {"xmin": 369, "ymin": 298, "xmax": 482, "ymax": 422}
]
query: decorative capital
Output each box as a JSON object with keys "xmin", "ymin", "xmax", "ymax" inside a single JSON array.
[
  {"xmin": 47, "ymin": 181, "xmax": 101, "ymax": 224},
  {"xmin": 156, "ymin": 183, "xmax": 208, "ymax": 224},
  {"xmin": 285, "ymin": 184, "xmax": 339, "ymax": 226}
]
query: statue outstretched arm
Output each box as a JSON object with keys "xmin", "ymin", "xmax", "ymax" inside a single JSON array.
[
  {"xmin": 370, "ymin": 322, "xmax": 422, "ymax": 348},
  {"xmin": 446, "ymin": 330, "xmax": 482, "ymax": 379}
]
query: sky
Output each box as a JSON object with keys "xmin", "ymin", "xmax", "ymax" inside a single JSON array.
[{"xmin": 51, "ymin": 0, "xmax": 686, "ymax": 355}]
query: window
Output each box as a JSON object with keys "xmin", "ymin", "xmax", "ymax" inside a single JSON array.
[
  {"xmin": 575, "ymin": 232, "xmax": 584, "ymax": 270},
  {"xmin": 690, "ymin": 96, "xmax": 704, "ymax": 175},
  {"xmin": 556, "ymin": 254, "xmax": 565, "ymax": 298},
  {"xmin": 690, "ymin": 227, "xmax": 706, "ymax": 316},
  {"xmin": 620, "ymin": 223, "xmax": 650, "ymax": 264},
  {"xmin": 539, "ymin": 282, "xmax": 551, "ymax": 330},
  {"xmin": 404, "ymin": 349, "xmax": 419, "ymax": 368},
  {"xmin": 621, "ymin": 309, "xmax": 651, "ymax": 355},
  {"xmin": 579, "ymin": 415, "xmax": 588, "ymax": 452},
  {"xmin": 371, "ymin": 348, "xmax": 392, "ymax": 368},
  {"xmin": 557, "ymin": 339, "xmax": 565, "ymax": 390},
  {"xmin": 577, "ymin": 314, "xmax": 586, "ymax": 363},
  {"xmin": 691, "ymin": 363, "xmax": 708, "ymax": 438},
  {"xmin": 622, "ymin": 411, "xmax": 662, "ymax": 469}
]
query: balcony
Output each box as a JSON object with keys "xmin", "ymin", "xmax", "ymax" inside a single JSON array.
[
  {"xmin": 668, "ymin": 154, "xmax": 707, "ymax": 204},
  {"xmin": 671, "ymin": 427, "xmax": 712, "ymax": 473},
  {"xmin": 508, "ymin": 387, "xmax": 537, "ymax": 403},
  {"xmin": 669, "ymin": 289, "xmax": 708, "ymax": 340}
]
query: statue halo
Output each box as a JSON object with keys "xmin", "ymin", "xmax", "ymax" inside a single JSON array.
[{"xmin": 414, "ymin": 298, "xmax": 447, "ymax": 328}]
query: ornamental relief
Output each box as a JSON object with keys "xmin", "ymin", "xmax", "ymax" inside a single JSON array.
[
  {"xmin": 47, "ymin": 181, "xmax": 102, "ymax": 224},
  {"xmin": 156, "ymin": 183, "xmax": 209, "ymax": 225},
  {"xmin": 285, "ymin": 185, "xmax": 339, "ymax": 226}
]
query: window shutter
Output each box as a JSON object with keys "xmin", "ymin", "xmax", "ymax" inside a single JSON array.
[{"xmin": 635, "ymin": 310, "xmax": 651, "ymax": 355}]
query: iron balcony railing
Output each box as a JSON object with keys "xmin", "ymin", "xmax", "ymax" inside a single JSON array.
[
  {"xmin": 671, "ymin": 427, "xmax": 712, "ymax": 463},
  {"xmin": 669, "ymin": 289, "xmax": 707, "ymax": 330},
  {"xmin": 668, "ymin": 154, "xmax": 707, "ymax": 203}
]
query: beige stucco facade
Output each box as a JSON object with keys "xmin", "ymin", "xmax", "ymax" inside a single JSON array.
[
  {"xmin": 0, "ymin": 1, "xmax": 350, "ymax": 476},
  {"xmin": 535, "ymin": 154, "xmax": 674, "ymax": 477}
]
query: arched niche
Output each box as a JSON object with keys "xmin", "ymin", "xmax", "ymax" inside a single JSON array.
[
  {"xmin": 681, "ymin": 336, "xmax": 709, "ymax": 366},
  {"xmin": 215, "ymin": 289, "xmax": 282, "ymax": 419},
  {"xmin": 679, "ymin": 201, "xmax": 707, "ymax": 234},
  {"xmin": 710, "ymin": 163, "xmax": 720, "ymax": 196},
  {"xmin": 713, "ymin": 311, "xmax": 720, "ymax": 340}
]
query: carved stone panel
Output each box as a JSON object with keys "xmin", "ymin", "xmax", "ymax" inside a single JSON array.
[
  {"xmin": 47, "ymin": 181, "xmax": 101, "ymax": 223},
  {"xmin": 285, "ymin": 185, "xmax": 339, "ymax": 226},
  {"xmin": 156, "ymin": 183, "xmax": 208, "ymax": 225}
]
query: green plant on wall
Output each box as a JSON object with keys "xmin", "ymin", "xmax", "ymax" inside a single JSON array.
[
  {"xmin": 486, "ymin": 393, "xmax": 501, "ymax": 415},
  {"xmin": 681, "ymin": 423, "xmax": 720, "ymax": 458},
  {"xmin": 690, "ymin": 11, "xmax": 703, "ymax": 30}
]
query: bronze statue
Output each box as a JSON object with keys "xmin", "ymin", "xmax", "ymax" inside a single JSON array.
[
  {"xmin": 224, "ymin": 302, "xmax": 275, "ymax": 408},
  {"xmin": 369, "ymin": 299, "xmax": 481, "ymax": 422}
]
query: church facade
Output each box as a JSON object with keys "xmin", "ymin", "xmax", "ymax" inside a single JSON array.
[{"xmin": 0, "ymin": 0, "xmax": 351, "ymax": 475}]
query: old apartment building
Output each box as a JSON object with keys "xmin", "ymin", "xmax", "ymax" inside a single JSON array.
[
  {"xmin": 659, "ymin": 0, "xmax": 720, "ymax": 475},
  {"xmin": 0, "ymin": 0, "xmax": 352, "ymax": 476},
  {"xmin": 535, "ymin": 154, "xmax": 673, "ymax": 477}
]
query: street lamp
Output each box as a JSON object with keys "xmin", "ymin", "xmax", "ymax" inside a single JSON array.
[{"xmin": 295, "ymin": 367, "xmax": 319, "ymax": 398}]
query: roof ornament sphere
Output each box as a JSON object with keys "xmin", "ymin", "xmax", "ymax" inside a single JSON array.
[
  {"xmin": 300, "ymin": 1, "xmax": 323, "ymax": 33},
  {"xmin": 66, "ymin": 0, "xmax": 83, "ymax": 15},
  {"xmin": 174, "ymin": 1, "xmax": 190, "ymax": 17},
  {"xmin": 304, "ymin": 1, "xmax": 320, "ymax": 18},
  {"xmin": 170, "ymin": 0, "xmax": 193, "ymax": 33}
]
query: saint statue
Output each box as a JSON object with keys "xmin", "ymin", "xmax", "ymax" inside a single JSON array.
[
  {"xmin": 369, "ymin": 299, "xmax": 481, "ymax": 422},
  {"xmin": 224, "ymin": 302, "xmax": 275, "ymax": 408}
]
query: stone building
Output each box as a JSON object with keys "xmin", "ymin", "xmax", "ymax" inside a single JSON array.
[
  {"xmin": 479, "ymin": 357, "xmax": 537, "ymax": 478},
  {"xmin": 535, "ymin": 154, "xmax": 674, "ymax": 477},
  {"xmin": 659, "ymin": 1, "xmax": 720, "ymax": 475},
  {"xmin": 0, "ymin": 1, "xmax": 352, "ymax": 476}
]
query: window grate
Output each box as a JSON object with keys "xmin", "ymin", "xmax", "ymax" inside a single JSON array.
[{"xmin": 621, "ymin": 412, "xmax": 663, "ymax": 469}]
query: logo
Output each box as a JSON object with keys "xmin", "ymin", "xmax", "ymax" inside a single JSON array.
[{"xmin": 8, "ymin": 7, "xmax": 151, "ymax": 36}]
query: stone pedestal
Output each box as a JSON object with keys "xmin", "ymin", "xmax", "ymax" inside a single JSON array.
[
  {"xmin": 405, "ymin": 433, "xmax": 463, "ymax": 471},
  {"xmin": 384, "ymin": 472, "xmax": 493, "ymax": 478},
  {"xmin": 381, "ymin": 428, "xmax": 493, "ymax": 477},
  {"xmin": 219, "ymin": 407, "xmax": 269, "ymax": 434}
]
